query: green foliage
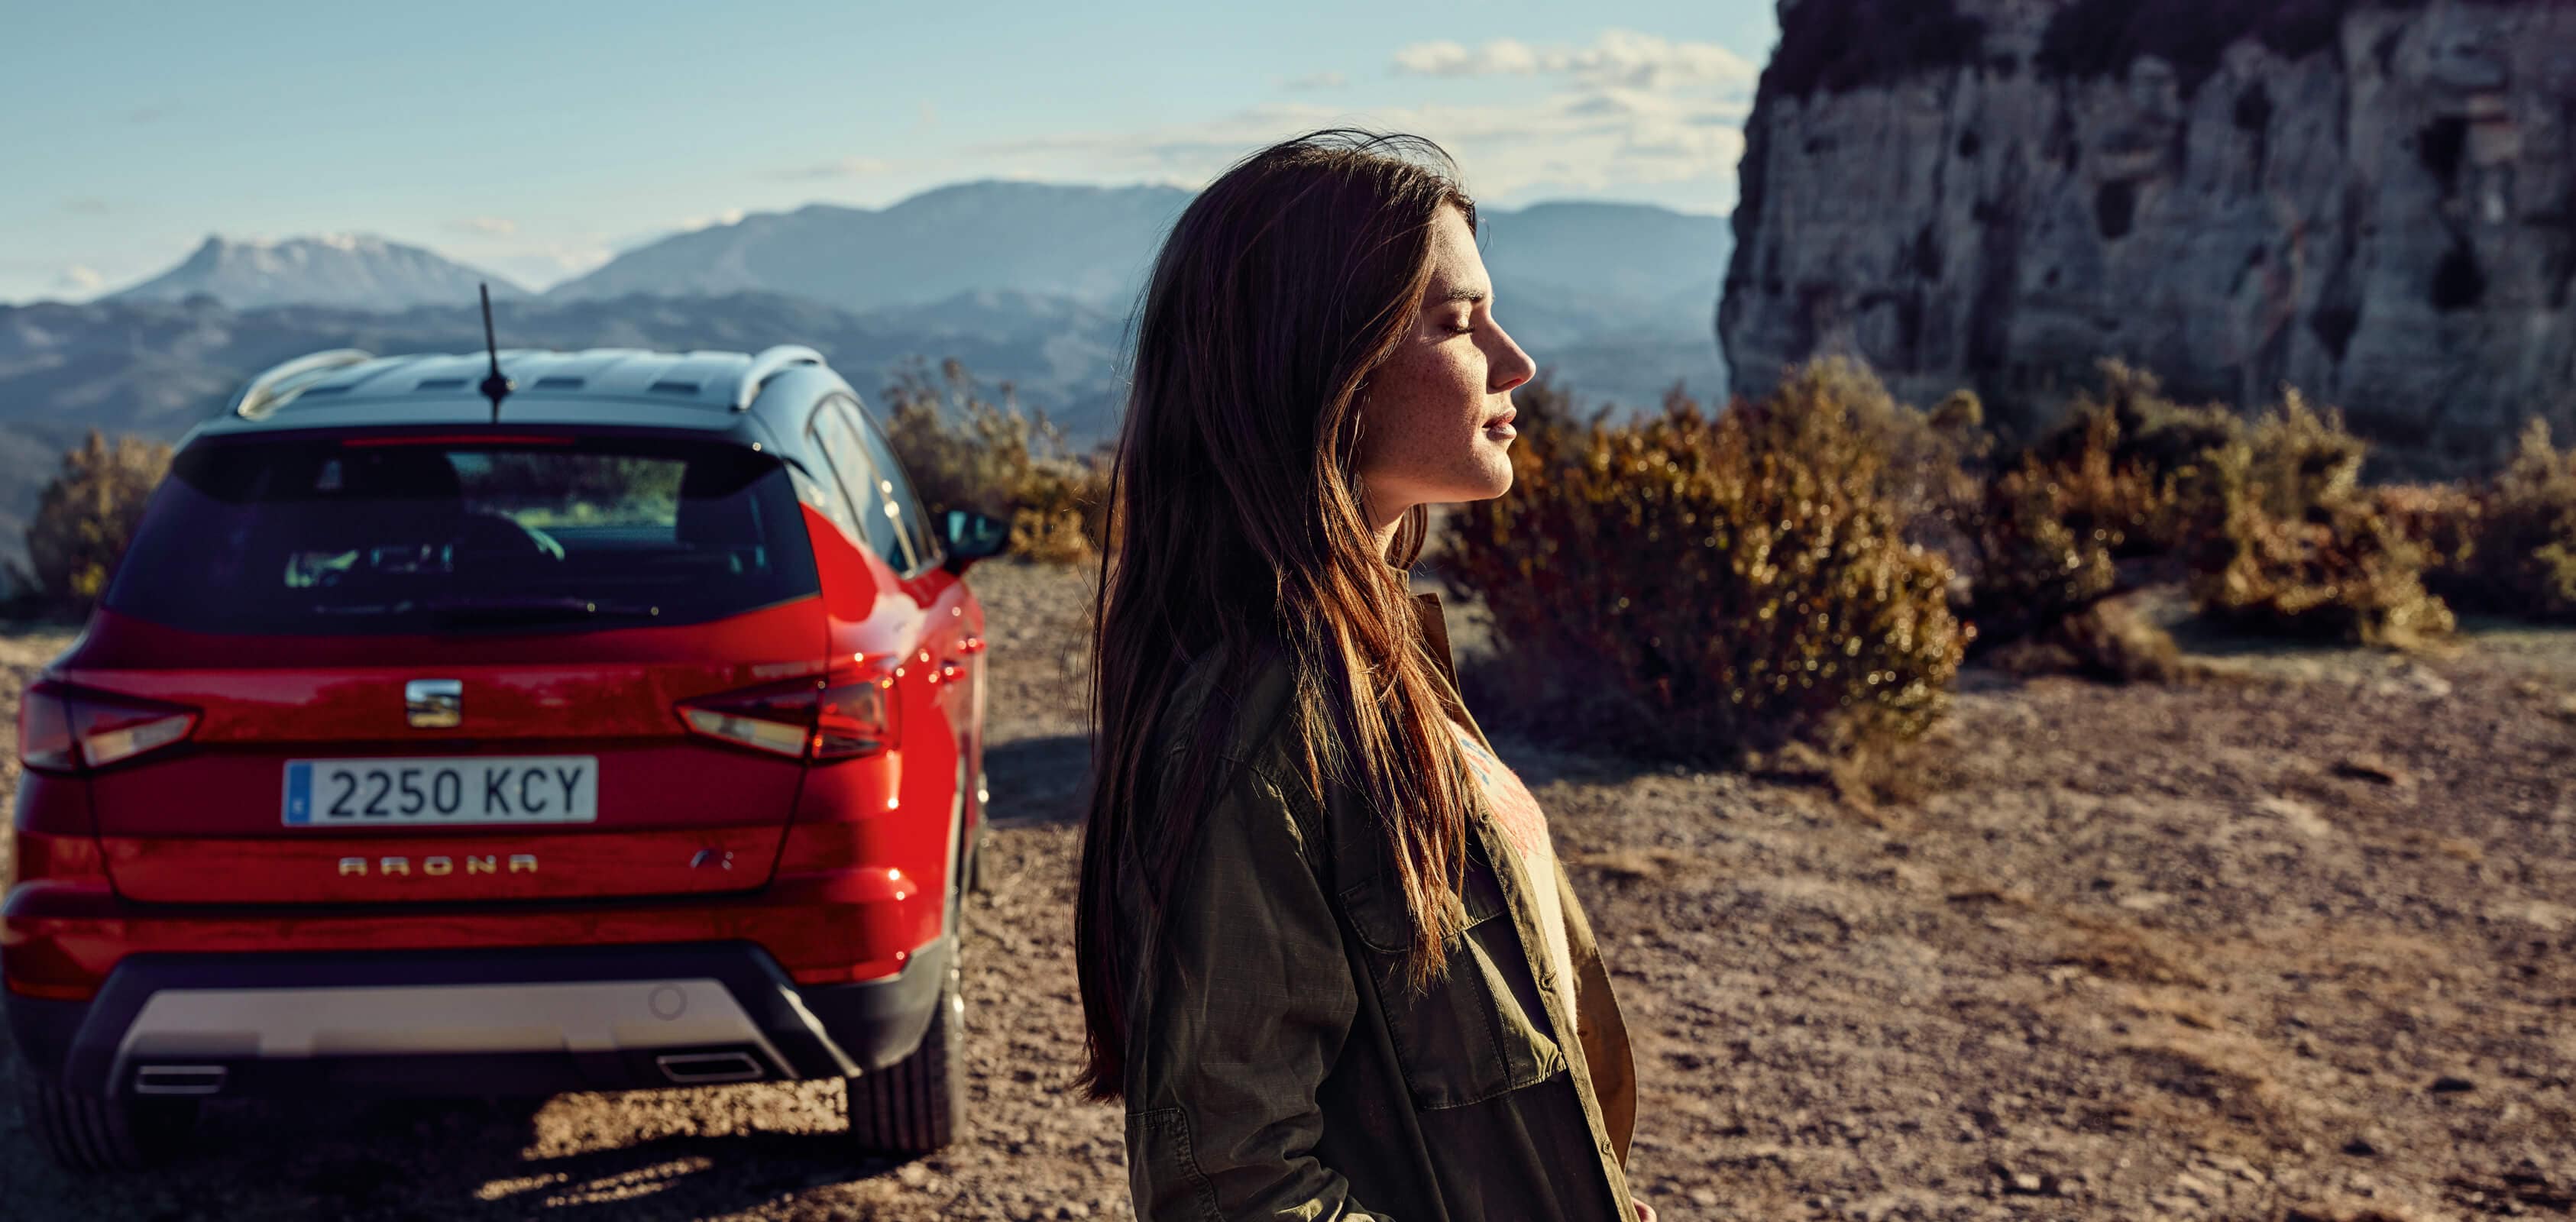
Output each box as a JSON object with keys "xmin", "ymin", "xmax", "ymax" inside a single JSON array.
[
  {"xmin": 2185, "ymin": 392, "xmax": 2454, "ymax": 647},
  {"xmin": 879, "ymin": 358, "xmax": 1112, "ymax": 564},
  {"xmin": 27, "ymin": 430, "xmax": 173, "ymax": 612},
  {"xmin": 1442, "ymin": 359, "xmax": 1969, "ymax": 764}
]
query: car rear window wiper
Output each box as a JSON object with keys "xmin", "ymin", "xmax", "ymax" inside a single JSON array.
[{"xmin": 426, "ymin": 596, "xmax": 665, "ymax": 627}]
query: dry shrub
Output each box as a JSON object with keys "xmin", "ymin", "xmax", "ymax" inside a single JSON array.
[
  {"xmin": 2186, "ymin": 391, "xmax": 2455, "ymax": 647},
  {"xmin": 2423, "ymin": 419, "xmax": 2576, "ymax": 619},
  {"xmin": 2054, "ymin": 593, "xmax": 2187, "ymax": 683},
  {"xmin": 27, "ymin": 429, "xmax": 172, "ymax": 613},
  {"xmin": 1961, "ymin": 365, "xmax": 2222, "ymax": 629},
  {"xmin": 879, "ymin": 358, "xmax": 1111, "ymax": 564},
  {"xmin": 2373, "ymin": 481, "xmax": 2483, "ymax": 587},
  {"xmin": 1443, "ymin": 359, "xmax": 1969, "ymax": 764}
]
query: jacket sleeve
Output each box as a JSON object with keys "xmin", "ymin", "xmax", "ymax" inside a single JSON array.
[{"xmin": 1124, "ymin": 756, "xmax": 1392, "ymax": 1222}]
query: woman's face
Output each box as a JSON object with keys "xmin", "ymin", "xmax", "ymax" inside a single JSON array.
[{"xmin": 1354, "ymin": 203, "xmax": 1537, "ymax": 528}]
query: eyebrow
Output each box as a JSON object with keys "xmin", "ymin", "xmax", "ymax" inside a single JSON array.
[{"xmin": 1438, "ymin": 285, "xmax": 1489, "ymax": 306}]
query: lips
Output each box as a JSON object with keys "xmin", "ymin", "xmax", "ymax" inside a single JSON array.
[{"xmin": 1482, "ymin": 406, "xmax": 1516, "ymax": 428}]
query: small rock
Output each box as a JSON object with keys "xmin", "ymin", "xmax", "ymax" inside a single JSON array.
[
  {"xmin": 897, "ymin": 1164, "xmax": 932, "ymax": 1188},
  {"xmin": 2341, "ymin": 1134, "xmax": 2379, "ymax": 1157},
  {"xmin": 2257, "ymin": 795, "xmax": 2334, "ymax": 838},
  {"xmin": 1688, "ymin": 1188, "xmax": 1720, "ymax": 1207},
  {"xmin": 2331, "ymin": 754, "xmax": 2413, "ymax": 787},
  {"xmin": 2430, "ymin": 1074, "xmax": 2476, "ymax": 1094},
  {"xmin": 2010, "ymin": 1172, "xmax": 2047, "ymax": 1195}
]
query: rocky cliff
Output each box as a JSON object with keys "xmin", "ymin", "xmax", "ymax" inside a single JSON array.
[{"xmin": 1719, "ymin": 0, "xmax": 2576, "ymax": 470}]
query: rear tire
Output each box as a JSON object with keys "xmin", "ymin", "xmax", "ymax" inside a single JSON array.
[
  {"xmin": 841, "ymin": 942, "xmax": 964, "ymax": 1156},
  {"xmin": 18, "ymin": 1076, "xmax": 199, "ymax": 1172}
]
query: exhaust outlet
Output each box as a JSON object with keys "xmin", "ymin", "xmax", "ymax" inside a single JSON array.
[
  {"xmin": 655, "ymin": 1051, "xmax": 765, "ymax": 1085},
  {"xmin": 134, "ymin": 1065, "xmax": 228, "ymax": 1095}
]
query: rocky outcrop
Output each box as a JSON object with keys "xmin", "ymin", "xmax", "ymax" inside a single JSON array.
[{"xmin": 1720, "ymin": 0, "xmax": 2576, "ymax": 470}]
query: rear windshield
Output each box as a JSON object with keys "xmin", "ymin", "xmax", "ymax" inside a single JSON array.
[{"xmin": 106, "ymin": 436, "xmax": 820, "ymax": 635}]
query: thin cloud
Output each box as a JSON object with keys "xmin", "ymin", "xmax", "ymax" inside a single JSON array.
[
  {"xmin": 1393, "ymin": 30, "xmax": 1756, "ymax": 89},
  {"xmin": 973, "ymin": 28, "xmax": 1754, "ymax": 209},
  {"xmin": 769, "ymin": 156, "xmax": 892, "ymax": 181},
  {"xmin": 62, "ymin": 198, "xmax": 109, "ymax": 215},
  {"xmin": 57, "ymin": 265, "xmax": 105, "ymax": 293},
  {"xmin": 454, "ymin": 216, "xmax": 518, "ymax": 236},
  {"xmin": 1281, "ymin": 70, "xmax": 1349, "ymax": 91}
]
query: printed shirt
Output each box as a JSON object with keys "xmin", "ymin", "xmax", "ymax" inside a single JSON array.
[{"xmin": 1446, "ymin": 717, "xmax": 1583, "ymax": 1030}]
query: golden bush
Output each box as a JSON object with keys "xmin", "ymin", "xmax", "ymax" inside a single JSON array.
[
  {"xmin": 1954, "ymin": 363, "xmax": 2221, "ymax": 651},
  {"xmin": 26, "ymin": 430, "xmax": 173, "ymax": 613},
  {"xmin": 1442, "ymin": 359, "xmax": 1969, "ymax": 763},
  {"xmin": 879, "ymin": 359, "xmax": 1111, "ymax": 565},
  {"xmin": 2415, "ymin": 420, "xmax": 2576, "ymax": 620},
  {"xmin": 2185, "ymin": 392, "xmax": 2454, "ymax": 647}
]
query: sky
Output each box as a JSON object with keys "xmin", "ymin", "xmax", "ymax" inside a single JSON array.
[{"xmin": 0, "ymin": 0, "xmax": 1779, "ymax": 302}]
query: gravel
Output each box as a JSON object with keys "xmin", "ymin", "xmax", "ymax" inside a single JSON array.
[{"xmin": 3, "ymin": 566, "xmax": 2571, "ymax": 1220}]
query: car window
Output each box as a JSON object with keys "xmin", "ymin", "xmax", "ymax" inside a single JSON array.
[
  {"xmin": 807, "ymin": 402, "xmax": 906, "ymax": 567},
  {"xmin": 841, "ymin": 398, "xmax": 942, "ymax": 571},
  {"xmin": 104, "ymin": 438, "xmax": 819, "ymax": 635},
  {"xmin": 786, "ymin": 461, "xmax": 864, "ymax": 548}
]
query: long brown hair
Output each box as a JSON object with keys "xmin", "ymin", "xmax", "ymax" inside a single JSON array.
[{"xmin": 1072, "ymin": 130, "xmax": 1484, "ymax": 1101}]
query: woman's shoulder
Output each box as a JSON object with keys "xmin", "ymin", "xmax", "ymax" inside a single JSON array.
[{"xmin": 1154, "ymin": 638, "xmax": 1303, "ymax": 771}]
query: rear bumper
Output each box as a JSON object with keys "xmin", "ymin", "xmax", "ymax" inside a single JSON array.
[{"xmin": 5, "ymin": 939, "xmax": 949, "ymax": 1098}]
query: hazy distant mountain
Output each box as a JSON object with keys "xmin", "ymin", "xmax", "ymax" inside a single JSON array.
[
  {"xmin": 552, "ymin": 181, "xmax": 1731, "ymax": 402},
  {"xmin": 546, "ymin": 182, "xmax": 1193, "ymax": 311},
  {"xmin": 0, "ymin": 290, "xmax": 1132, "ymax": 572},
  {"xmin": 105, "ymin": 234, "xmax": 525, "ymax": 311},
  {"xmin": 1478, "ymin": 202, "xmax": 1733, "ymax": 406},
  {"xmin": 1481, "ymin": 202, "xmax": 1733, "ymax": 307}
]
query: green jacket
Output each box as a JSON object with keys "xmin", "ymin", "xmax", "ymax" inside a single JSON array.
[{"xmin": 1118, "ymin": 590, "xmax": 1641, "ymax": 1221}]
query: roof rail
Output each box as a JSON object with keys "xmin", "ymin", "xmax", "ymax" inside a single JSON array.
[
  {"xmin": 733, "ymin": 344, "xmax": 824, "ymax": 411},
  {"xmin": 230, "ymin": 348, "xmax": 375, "ymax": 419}
]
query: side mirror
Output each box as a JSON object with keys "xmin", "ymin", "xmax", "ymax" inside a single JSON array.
[{"xmin": 938, "ymin": 509, "xmax": 1012, "ymax": 574}]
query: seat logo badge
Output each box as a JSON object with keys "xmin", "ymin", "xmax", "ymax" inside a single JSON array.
[
  {"xmin": 406, "ymin": 678, "xmax": 462, "ymax": 729},
  {"xmin": 691, "ymin": 849, "xmax": 734, "ymax": 871},
  {"xmin": 339, "ymin": 854, "xmax": 536, "ymax": 877}
]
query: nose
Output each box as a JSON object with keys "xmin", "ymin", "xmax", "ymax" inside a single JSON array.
[{"xmin": 1487, "ymin": 323, "xmax": 1536, "ymax": 394}]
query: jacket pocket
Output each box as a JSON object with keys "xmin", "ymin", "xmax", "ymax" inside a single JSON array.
[{"xmin": 1338, "ymin": 842, "xmax": 1567, "ymax": 1110}]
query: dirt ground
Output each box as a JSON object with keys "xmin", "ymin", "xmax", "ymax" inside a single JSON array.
[{"xmin": 2, "ymin": 559, "xmax": 2571, "ymax": 1220}]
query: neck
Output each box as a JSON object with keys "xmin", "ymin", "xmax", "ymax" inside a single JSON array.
[
  {"xmin": 1366, "ymin": 490, "xmax": 1411, "ymax": 564},
  {"xmin": 1373, "ymin": 518, "xmax": 1403, "ymax": 564}
]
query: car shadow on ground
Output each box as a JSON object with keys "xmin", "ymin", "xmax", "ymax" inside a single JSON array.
[
  {"xmin": 0, "ymin": 1082, "xmax": 923, "ymax": 1220},
  {"xmin": 982, "ymin": 732, "xmax": 1091, "ymax": 828}
]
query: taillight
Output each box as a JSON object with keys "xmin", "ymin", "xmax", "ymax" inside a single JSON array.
[
  {"xmin": 675, "ymin": 664, "xmax": 899, "ymax": 762},
  {"xmin": 813, "ymin": 677, "xmax": 894, "ymax": 759},
  {"xmin": 18, "ymin": 684, "xmax": 74, "ymax": 772},
  {"xmin": 17, "ymin": 681, "xmax": 199, "ymax": 774}
]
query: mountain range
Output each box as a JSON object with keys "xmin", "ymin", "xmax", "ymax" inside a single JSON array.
[
  {"xmin": 1, "ymin": 181, "xmax": 1733, "ymax": 571},
  {"xmin": 105, "ymin": 234, "xmax": 529, "ymax": 310}
]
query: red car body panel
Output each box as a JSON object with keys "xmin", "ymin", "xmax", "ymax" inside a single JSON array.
[{"xmin": 3, "ymin": 477, "xmax": 986, "ymax": 1006}]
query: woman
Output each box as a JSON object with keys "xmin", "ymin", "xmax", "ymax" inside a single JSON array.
[{"xmin": 1073, "ymin": 130, "xmax": 1655, "ymax": 1222}]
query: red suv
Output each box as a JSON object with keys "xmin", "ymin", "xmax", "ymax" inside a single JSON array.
[{"xmin": 2, "ymin": 344, "xmax": 1006, "ymax": 1170}]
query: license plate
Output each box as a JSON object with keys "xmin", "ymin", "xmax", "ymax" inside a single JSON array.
[{"xmin": 283, "ymin": 756, "xmax": 598, "ymax": 826}]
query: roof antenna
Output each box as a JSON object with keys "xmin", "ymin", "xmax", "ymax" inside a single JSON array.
[{"xmin": 477, "ymin": 282, "xmax": 513, "ymax": 425}]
